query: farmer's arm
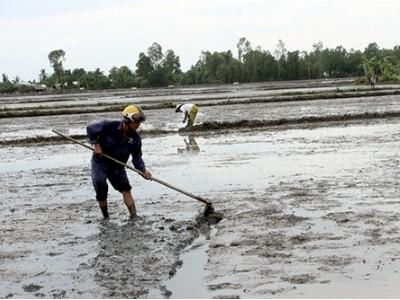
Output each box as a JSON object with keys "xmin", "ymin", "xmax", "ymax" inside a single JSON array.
[
  {"xmin": 87, "ymin": 121, "xmax": 106, "ymax": 155},
  {"xmin": 183, "ymin": 111, "xmax": 188, "ymax": 123},
  {"xmin": 131, "ymin": 137, "xmax": 152, "ymax": 179},
  {"xmin": 87, "ymin": 121, "xmax": 106, "ymax": 144},
  {"xmin": 93, "ymin": 143, "xmax": 103, "ymax": 156}
]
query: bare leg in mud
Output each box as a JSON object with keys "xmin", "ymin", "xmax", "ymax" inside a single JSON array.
[
  {"xmin": 99, "ymin": 200, "xmax": 109, "ymax": 219},
  {"xmin": 122, "ymin": 191, "xmax": 137, "ymax": 218}
]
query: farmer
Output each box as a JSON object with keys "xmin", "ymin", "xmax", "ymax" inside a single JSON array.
[
  {"xmin": 369, "ymin": 74, "xmax": 377, "ymax": 89},
  {"xmin": 175, "ymin": 103, "xmax": 199, "ymax": 128},
  {"xmin": 86, "ymin": 105, "xmax": 152, "ymax": 219}
]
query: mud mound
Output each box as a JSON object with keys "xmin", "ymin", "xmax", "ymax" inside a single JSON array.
[{"xmin": 181, "ymin": 111, "xmax": 400, "ymax": 132}]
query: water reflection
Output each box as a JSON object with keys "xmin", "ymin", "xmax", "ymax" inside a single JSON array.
[{"xmin": 177, "ymin": 135, "xmax": 200, "ymax": 154}]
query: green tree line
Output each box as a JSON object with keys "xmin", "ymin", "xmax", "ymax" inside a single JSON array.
[{"xmin": 1, "ymin": 38, "xmax": 400, "ymax": 93}]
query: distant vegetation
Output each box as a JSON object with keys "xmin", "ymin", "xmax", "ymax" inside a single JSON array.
[{"xmin": 1, "ymin": 38, "xmax": 400, "ymax": 94}]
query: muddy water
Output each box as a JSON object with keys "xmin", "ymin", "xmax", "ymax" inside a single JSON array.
[
  {"xmin": 0, "ymin": 78, "xmax": 357, "ymax": 108},
  {"xmin": 3, "ymin": 92, "xmax": 400, "ymax": 142},
  {"xmin": 1, "ymin": 84, "xmax": 378, "ymax": 110},
  {"xmin": 2, "ymin": 113, "xmax": 400, "ymax": 297}
]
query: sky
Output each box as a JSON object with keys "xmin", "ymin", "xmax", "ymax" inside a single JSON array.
[{"xmin": 1, "ymin": 0, "xmax": 399, "ymax": 81}]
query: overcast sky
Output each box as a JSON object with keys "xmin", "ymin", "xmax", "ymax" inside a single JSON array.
[{"xmin": 1, "ymin": 0, "xmax": 399, "ymax": 81}]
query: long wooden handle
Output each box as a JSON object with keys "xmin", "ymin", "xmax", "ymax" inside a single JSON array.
[{"xmin": 52, "ymin": 129, "xmax": 212, "ymax": 206}]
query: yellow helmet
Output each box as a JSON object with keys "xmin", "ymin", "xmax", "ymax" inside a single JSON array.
[{"xmin": 122, "ymin": 105, "xmax": 146, "ymax": 122}]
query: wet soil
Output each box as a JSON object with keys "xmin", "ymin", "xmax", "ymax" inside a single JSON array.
[
  {"xmin": 3, "ymin": 85, "xmax": 400, "ymax": 144},
  {"xmin": 2, "ymin": 81, "xmax": 400, "ymax": 298}
]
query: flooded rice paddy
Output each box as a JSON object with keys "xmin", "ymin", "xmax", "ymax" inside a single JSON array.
[{"xmin": 2, "ymin": 80, "xmax": 400, "ymax": 298}]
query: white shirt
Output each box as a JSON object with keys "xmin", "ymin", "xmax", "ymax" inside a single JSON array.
[{"xmin": 179, "ymin": 103, "xmax": 195, "ymax": 114}]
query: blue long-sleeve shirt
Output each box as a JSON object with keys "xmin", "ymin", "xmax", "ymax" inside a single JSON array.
[{"xmin": 86, "ymin": 120, "xmax": 146, "ymax": 172}]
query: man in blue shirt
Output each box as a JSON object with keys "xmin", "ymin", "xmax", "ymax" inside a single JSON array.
[{"xmin": 86, "ymin": 105, "xmax": 152, "ymax": 219}]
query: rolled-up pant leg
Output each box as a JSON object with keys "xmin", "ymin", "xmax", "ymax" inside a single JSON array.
[
  {"xmin": 108, "ymin": 167, "xmax": 132, "ymax": 193},
  {"xmin": 188, "ymin": 106, "xmax": 198, "ymax": 127}
]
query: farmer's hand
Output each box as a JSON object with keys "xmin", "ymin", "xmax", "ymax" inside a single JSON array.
[
  {"xmin": 94, "ymin": 143, "xmax": 103, "ymax": 156},
  {"xmin": 142, "ymin": 170, "xmax": 152, "ymax": 180}
]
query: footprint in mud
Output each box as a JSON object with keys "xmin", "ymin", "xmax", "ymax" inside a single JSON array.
[
  {"xmin": 208, "ymin": 282, "xmax": 242, "ymax": 290},
  {"xmin": 281, "ymin": 273, "xmax": 316, "ymax": 284},
  {"xmin": 159, "ymin": 285, "xmax": 172, "ymax": 298},
  {"xmin": 50, "ymin": 289, "xmax": 66, "ymax": 298},
  {"xmin": 324, "ymin": 211, "xmax": 354, "ymax": 223},
  {"xmin": 34, "ymin": 293, "xmax": 46, "ymax": 297},
  {"xmin": 23, "ymin": 284, "xmax": 43, "ymax": 293},
  {"xmin": 47, "ymin": 251, "xmax": 63, "ymax": 257}
]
